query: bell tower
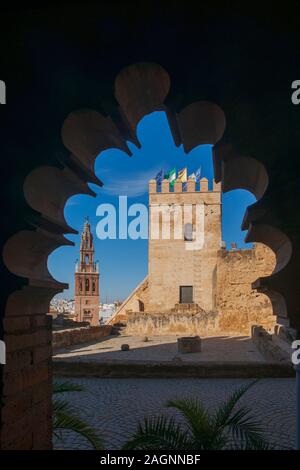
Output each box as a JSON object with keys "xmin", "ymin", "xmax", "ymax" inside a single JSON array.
[{"xmin": 74, "ymin": 217, "xmax": 100, "ymax": 326}]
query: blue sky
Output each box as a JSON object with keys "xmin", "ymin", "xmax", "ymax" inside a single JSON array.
[{"xmin": 48, "ymin": 111, "xmax": 255, "ymax": 302}]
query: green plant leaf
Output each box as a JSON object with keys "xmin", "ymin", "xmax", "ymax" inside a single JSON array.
[
  {"xmin": 213, "ymin": 380, "xmax": 258, "ymax": 432},
  {"xmin": 123, "ymin": 380, "xmax": 273, "ymax": 451},
  {"xmin": 167, "ymin": 398, "xmax": 218, "ymax": 449},
  {"xmin": 226, "ymin": 406, "xmax": 269, "ymax": 449},
  {"xmin": 123, "ymin": 416, "xmax": 193, "ymax": 450},
  {"xmin": 53, "ymin": 398, "xmax": 103, "ymax": 450},
  {"xmin": 53, "ymin": 380, "xmax": 85, "ymax": 394}
]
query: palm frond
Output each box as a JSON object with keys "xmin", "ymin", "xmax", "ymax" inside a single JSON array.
[
  {"xmin": 53, "ymin": 380, "xmax": 85, "ymax": 394},
  {"xmin": 225, "ymin": 406, "xmax": 269, "ymax": 449},
  {"xmin": 123, "ymin": 380, "xmax": 272, "ymax": 451},
  {"xmin": 123, "ymin": 416, "xmax": 193, "ymax": 450},
  {"xmin": 53, "ymin": 398, "xmax": 103, "ymax": 450},
  {"xmin": 53, "ymin": 398, "xmax": 69, "ymax": 414},
  {"xmin": 213, "ymin": 380, "xmax": 258, "ymax": 431},
  {"xmin": 237, "ymin": 437, "xmax": 275, "ymax": 450},
  {"xmin": 167, "ymin": 398, "xmax": 216, "ymax": 449}
]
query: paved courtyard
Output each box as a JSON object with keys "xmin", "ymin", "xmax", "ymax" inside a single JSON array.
[
  {"xmin": 53, "ymin": 377, "xmax": 296, "ymax": 450},
  {"xmin": 53, "ymin": 334, "xmax": 267, "ymax": 364}
]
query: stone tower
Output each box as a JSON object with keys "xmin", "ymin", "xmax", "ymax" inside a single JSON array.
[
  {"xmin": 148, "ymin": 177, "xmax": 222, "ymax": 312},
  {"xmin": 109, "ymin": 177, "xmax": 276, "ymax": 334},
  {"xmin": 74, "ymin": 218, "xmax": 100, "ymax": 326}
]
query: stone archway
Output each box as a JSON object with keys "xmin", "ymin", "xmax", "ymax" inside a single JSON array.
[{"xmin": 1, "ymin": 62, "xmax": 298, "ymax": 450}]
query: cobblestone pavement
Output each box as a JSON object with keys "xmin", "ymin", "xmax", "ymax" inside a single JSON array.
[
  {"xmin": 53, "ymin": 335, "xmax": 266, "ymax": 363},
  {"xmin": 53, "ymin": 377, "xmax": 296, "ymax": 450}
]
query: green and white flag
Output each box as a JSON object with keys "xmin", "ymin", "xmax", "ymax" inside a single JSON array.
[{"xmin": 165, "ymin": 168, "xmax": 176, "ymax": 187}]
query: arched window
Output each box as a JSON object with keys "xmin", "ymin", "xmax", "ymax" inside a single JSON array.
[
  {"xmin": 92, "ymin": 281, "xmax": 96, "ymax": 292},
  {"xmin": 85, "ymin": 278, "xmax": 89, "ymax": 291},
  {"xmin": 184, "ymin": 223, "xmax": 193, "ymax": 241},
  {"xmin": 80, "ymin": 281, "xmax": 82, "ymax": 292}
]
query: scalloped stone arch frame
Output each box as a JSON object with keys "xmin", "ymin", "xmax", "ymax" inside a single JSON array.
[{"xmin": 1, "ymin": 62, "xmax": 295, "ymax": 449}]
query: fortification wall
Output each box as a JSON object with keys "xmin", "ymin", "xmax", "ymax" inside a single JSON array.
[
  {"xmin": 115, "ymin": 243, "xmax": 276, "ymax": 336},
  {"xmin": 52, "ymin": 325, "xmax": 113, "ymax": 350},
  {"xmin": 126, "ymin": 304, "xmax": 218, "ymax": 336},
  {"xmin": 108, "ymin": 277, "xmax": 149, "ymax": 324},
  {"xmin": 216, "ymin": 243, "xmax": 276, "ymax": 334}
]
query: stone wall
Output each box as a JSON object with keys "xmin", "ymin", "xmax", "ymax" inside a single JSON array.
[
  {"xmin": 216, "ymin": 243, "xmax": 276, "ymax": 334},
  {"xmin": 251, "ymin": 325, "xmax": 290, "ymax": 362},
  {"xmin": 126, "ymin": 304, "xmax": 218, "ymax": 336},
  {"xmin": 111, "ymin": 243, "xmax": 276, "ymax": 336},
  {"xmin": 1, "ymin": 310, "xmax": 53, "ymax": 450},
  {"xmin": 109, "ymin": 277, "xmax": 149, "ymax": 324},
  {"xmin": 52, "ymin": 325, "xmax": 113, "ymax": 350}
]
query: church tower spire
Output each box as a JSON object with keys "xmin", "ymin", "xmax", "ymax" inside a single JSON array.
[
  {"xmin": 79, "ymin": 217, "xmax": 95, "ymax": 271},
  {"xmin": 74, "ymin": 218, "xmax": 100, "ymax": 326}
]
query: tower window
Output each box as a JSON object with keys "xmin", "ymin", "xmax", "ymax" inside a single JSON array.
[
  {"xmin": 180, "ymin": 286, "xmax": 193, "ymax": 303},
  {"xmin": 85, "ymin": 278, "xmax": 90, "ymax": 291}
]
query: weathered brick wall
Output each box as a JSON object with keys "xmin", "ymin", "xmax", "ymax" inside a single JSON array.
[
  {"xmin": 216, "ymin": 243, "xmax": 276, "ymax": 334},
  {"xmin": 1, "ymin": 313, "xmax": 52, "ymax": 450},
  {"xmin": 52, "ymin": 325, "xmax": 113, "ymax": 350}
]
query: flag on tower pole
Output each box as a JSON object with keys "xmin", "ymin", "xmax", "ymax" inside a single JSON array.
[
  {"xmin": 164, "ymin": 168, "xmax": 176, "ymax": 187},
  {"xmin": 155, "ymin": 169, "xmax": 164, "ymax": 185},
  {"xmin": 177, "ymin": 167, "xmax": 187, "ymax": 190},
  {"xmin": 178, "ymin": 167, "xmax": 187, "ymax": 182},
  {"xmin": 195, "ymin": 167, "xmax": 202, "ymax": 182}
]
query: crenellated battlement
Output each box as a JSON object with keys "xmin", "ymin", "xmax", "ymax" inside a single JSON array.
[{"xmin": 149, "ymin": 178, "xmax": 221, "ymax": 194}]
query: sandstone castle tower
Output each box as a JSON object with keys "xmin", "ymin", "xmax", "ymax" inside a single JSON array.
[
  {"xmin": 109, "ymin": 177, "xmax": 276, "ymax": 335},
  {"xmin": 74, "ymin": 218, "xmax": 100, "ymax": 326},
  {"xmin": 147, "ymin": 177, "xmax": 221, "ymax": 312}
]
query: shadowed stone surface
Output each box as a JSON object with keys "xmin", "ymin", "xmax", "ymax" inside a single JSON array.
[
  {"xmin": 53, "ymin": 377, "xmax": 296, "ymax": 450},
  {"xmin": 53, "ymin": 334, "xmax": 266, "ymax": 364}
]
